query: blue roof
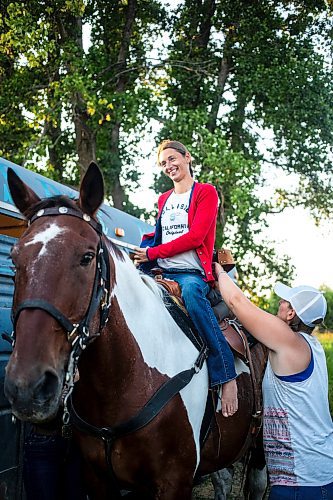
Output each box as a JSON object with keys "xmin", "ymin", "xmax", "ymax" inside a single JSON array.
[{"xmin": 0, "ymin": 157, "xmax": 153, "ymax": 247}]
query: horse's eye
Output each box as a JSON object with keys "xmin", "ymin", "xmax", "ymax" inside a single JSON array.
[{"xmin": 80, "ymin": 252, "xmax": 95, "ymax": 267}]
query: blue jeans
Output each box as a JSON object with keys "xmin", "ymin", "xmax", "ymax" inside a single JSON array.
[
  {"xmin": 23, "ymin": 430, "xmax": 86, "ymax": 500},
  {"xmin": 163, "ymin": 270, "xmax": 237, "ymax": 387},
  {"xmin": 269, "ymin": 483, "xmax": 333, "ymax": 500}
]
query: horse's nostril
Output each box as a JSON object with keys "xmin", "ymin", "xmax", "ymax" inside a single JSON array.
[{"xmin": 34, "ymin": 371, "xmax": 60, "ymax": 401}]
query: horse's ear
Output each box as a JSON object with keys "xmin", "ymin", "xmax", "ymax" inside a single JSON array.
[
  {"xmin": 7, "ymin": 168, "xmax": 41, "ymax": 216},
  {"xmin": 79, "ymin": 162, "xmax": 104, "ymax": 216}
]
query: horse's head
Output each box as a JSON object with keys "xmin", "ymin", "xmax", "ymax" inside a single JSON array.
[{"xmin": 4, "ymin": 163, "xmax": 106, "ymax": 422}]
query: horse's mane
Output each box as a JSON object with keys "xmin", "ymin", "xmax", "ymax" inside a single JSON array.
[
  {"xmin": 139, "ymin": 273, "xmax": 164, "ymax": 300},
  {"xmin": 24, "ymin": 195, "xmax": 78, "ymax": 220}
]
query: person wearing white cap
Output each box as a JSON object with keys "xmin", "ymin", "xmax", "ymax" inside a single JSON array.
[{"xmin": 214, "ymin": 262, "xmax": 333, "ymax": 500}]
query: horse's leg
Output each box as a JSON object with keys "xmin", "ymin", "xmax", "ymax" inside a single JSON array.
[
  {"xmin": 211, "ymin": 467, "xmax": 234, "ymax": 500},
  {"xmin": 244, "ymin": 433, "xmax": 267, "ymax": 500},
  {"xmin": 244, "ymin": 466, "xmax": 267, "ymax": 500},
  {"xmin": 154, "ymin": 474, "xmax": 193, "ymax": 500},
  {"xmin": 81, "ymin": 462, "xmax": 109, "ymax": 500}
]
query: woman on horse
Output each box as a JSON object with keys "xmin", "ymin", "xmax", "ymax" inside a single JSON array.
[
  {"xmin": 133, "ymin": 139, "xmax": 238, "ymax": 417},
  {"xmin": 214, "ymin": 262, "xmax": 333, "ymax": 500}
]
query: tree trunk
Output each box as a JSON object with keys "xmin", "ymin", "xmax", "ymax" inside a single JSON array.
[
  {"xmin": 72, "ymin": 17, "xmax": 96, "ymax": 178},
  {"xmin": 207, "ymin": 55, "xmax": 232, "ymax": 133},
  {"xmin": 109, "ymin": 0, "xmax": 137, "ymax": 209},
  {"xmin": 207, "ymin": 25, "xmax": 235, "ymax": 133},
  {"xmin": 73, "ymin": 92, "xmax": 96, "ymax": 179}
]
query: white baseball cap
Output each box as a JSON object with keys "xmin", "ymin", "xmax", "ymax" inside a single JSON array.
[{"xmin": 274, "ymin": 282, "xmax": 327, "ymax": 327}]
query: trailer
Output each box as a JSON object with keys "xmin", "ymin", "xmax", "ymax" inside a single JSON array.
[{"xmin": 0, "ymin": 158, "xmax": 152, "ymax": 499}]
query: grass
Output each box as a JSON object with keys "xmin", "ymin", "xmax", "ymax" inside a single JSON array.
[{"xmin": 317, "ymin": 332, "xmax": 333, "ymax": 416}]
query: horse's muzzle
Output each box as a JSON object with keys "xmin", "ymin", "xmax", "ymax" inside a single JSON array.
[{"xmin": 4, "ymin": 369, "xmax": 63, "ymax": 423}]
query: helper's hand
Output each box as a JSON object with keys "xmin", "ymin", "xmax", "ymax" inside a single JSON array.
[
  {"xmin": 213, "ymin": 261, "xmax": 223, "ymax": 279},
  {"xmin": 133, "ymin": 247, "xmax": 149, "ymax": 265}
]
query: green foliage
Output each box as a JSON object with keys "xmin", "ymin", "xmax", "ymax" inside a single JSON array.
[
  {"xmin": 153, "ymin": 0, "xmax": 331, "ymax": 296},
  {"xmin": 320, "ymin": 286, "xmax": 333, "ymax": 331},
  {"xmin": 266, "ymin": 290, "xmax": 281, "ymax": 316},
  {"xmin": 318, "ymin": 333, "xmax": 333, "ymax": 415},
  {"xmin": 0, "ymin": 0, "xmax": 332, "ymax": 294},
  {"xmin": 0, "ymin": 0, "xmax": 166, "ymax": 212}
]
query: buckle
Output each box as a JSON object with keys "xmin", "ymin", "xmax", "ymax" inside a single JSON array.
[{"xmin": 67, "ymin": 324, "xmax": 79, "ymax": 342}]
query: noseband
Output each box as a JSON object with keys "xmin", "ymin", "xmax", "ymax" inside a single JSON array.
[{"xmin": 9, "ymin": 206, "xmax": 111, "ymax": 430}]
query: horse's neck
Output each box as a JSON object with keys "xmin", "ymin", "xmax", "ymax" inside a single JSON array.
[
  {"xmin": 76, "ymin": 251, "xmax": 199, "ymax": 424},
  {"xmin": 77, "ymin": 297, "xmax": 167, "ymax": 425},
  {"xmin": 112, "ymin": 253, "xmax": 200, "ymax": 377},
  {"xmin": 76, "ymin": 253, "xmax": 168, "ymax": 423}
]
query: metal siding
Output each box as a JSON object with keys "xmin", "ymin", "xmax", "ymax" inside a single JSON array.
[
  {"xmin": 0, "ymin": 234, "xmax": 24, "ymax": 499},
  {"xmin": 0, "ymin": 159, "xmax": 154, "ymax": 246},
  {"xmin": 0, "ymin": 234, "xmax": 15, "ymax": 354}
]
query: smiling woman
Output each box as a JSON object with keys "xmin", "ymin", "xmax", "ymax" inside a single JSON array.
[
  {"xmin": 135, "ymin": 138, "xmax": 239, "ymax": 417},
  {"xmin": 157, "ymin": 139, "xmax": 194, "ymax": 180}
]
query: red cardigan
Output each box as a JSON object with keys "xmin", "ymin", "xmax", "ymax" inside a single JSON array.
[{"xmin": 146, "ymin": 182, "xmax": 218, "ymax": 282}]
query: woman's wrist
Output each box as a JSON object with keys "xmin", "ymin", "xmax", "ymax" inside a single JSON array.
[{"xmin": 217, "ymin": 269, "xmax": 227, "ymax": 279}]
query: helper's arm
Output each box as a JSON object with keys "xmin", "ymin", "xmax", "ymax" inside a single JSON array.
[{"xmin": 215, "ymin": 263, "xmax": 308, "ymax": 355}]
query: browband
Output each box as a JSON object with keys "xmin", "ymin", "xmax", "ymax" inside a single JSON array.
[{"xmin": 29, "ymin": 206, "xmax": 103, "ymax": 234}]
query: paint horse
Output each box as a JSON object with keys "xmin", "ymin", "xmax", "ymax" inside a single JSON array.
[{"xmin": 4, "ymin": 164, "xmax": 267, "ymax": 499}]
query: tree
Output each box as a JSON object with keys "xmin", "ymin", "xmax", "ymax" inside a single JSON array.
[
  {"xmin": 0, "ymin": 0, "xmax": 332, "ymax": 296},
  {"xmin": 320, "ymin": 286, "xmax": 333, "ymax": 331},
  {"xmin": 0, "ymin": 0, "xmax": 165, "ymax": 214},
  {"xmin": 153, "ymin": 0, "xmax": 332, "ymax": 296}
]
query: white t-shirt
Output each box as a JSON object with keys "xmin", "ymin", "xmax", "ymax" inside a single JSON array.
[{"xmin": 157, "ymin": 190, "xmax": 203, "ymax": 272}]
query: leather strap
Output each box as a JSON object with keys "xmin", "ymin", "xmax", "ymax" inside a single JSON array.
[
  {"xmin": 13, "ymin": 299, "xmax": 75, "ymax": 333},
  {"xmin": 69, "ymin": 345, "xmax": 208, "ymax": 494},
  {"xmin": 69, "ymin": 346, "xmax": 208, "ymax": 441},
  {"xmin": 29, "ymin": 207, "xmax": 103, "ymax": 235},
  {"xmin": 239, "ymin": 328, "xmax": 263, "ymax": 436}
]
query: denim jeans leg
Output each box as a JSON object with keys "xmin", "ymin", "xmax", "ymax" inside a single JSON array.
[
  {"xmin": 165, "ymin": 272, "xmax": 237, "ymax": 387},
  {"xmin": 269, "ymin": 485, "xmax": 296, "ymax": 499},
  {"xmin": 23, "ymin": 433, "xmax": 63, "ymax": 500},
  {"xmin": 23, "ymin": 431, "xmax": 86, "ymax": 500},
  {"xmin": 269, "ymin": 483, "xmax": 333, "ymax": 500}
]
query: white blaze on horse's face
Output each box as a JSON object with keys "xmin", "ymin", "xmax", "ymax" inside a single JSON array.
[{"xmin": 25, "ymin": 222, "xmax": 66, "ymax": 258}]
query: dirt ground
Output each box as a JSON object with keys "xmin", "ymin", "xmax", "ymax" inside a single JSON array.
[
  {"xmin": 192, "ymin": 463, "xmax": 269, "ymax": 499},
  {"xmin": 192, "ymin": 464, "xmax": 242, "ymax": 500}
]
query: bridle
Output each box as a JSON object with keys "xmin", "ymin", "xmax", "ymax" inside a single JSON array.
[{"xmin": 9, "ymin": 205, "xmax": 112, "ymax": 431}]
